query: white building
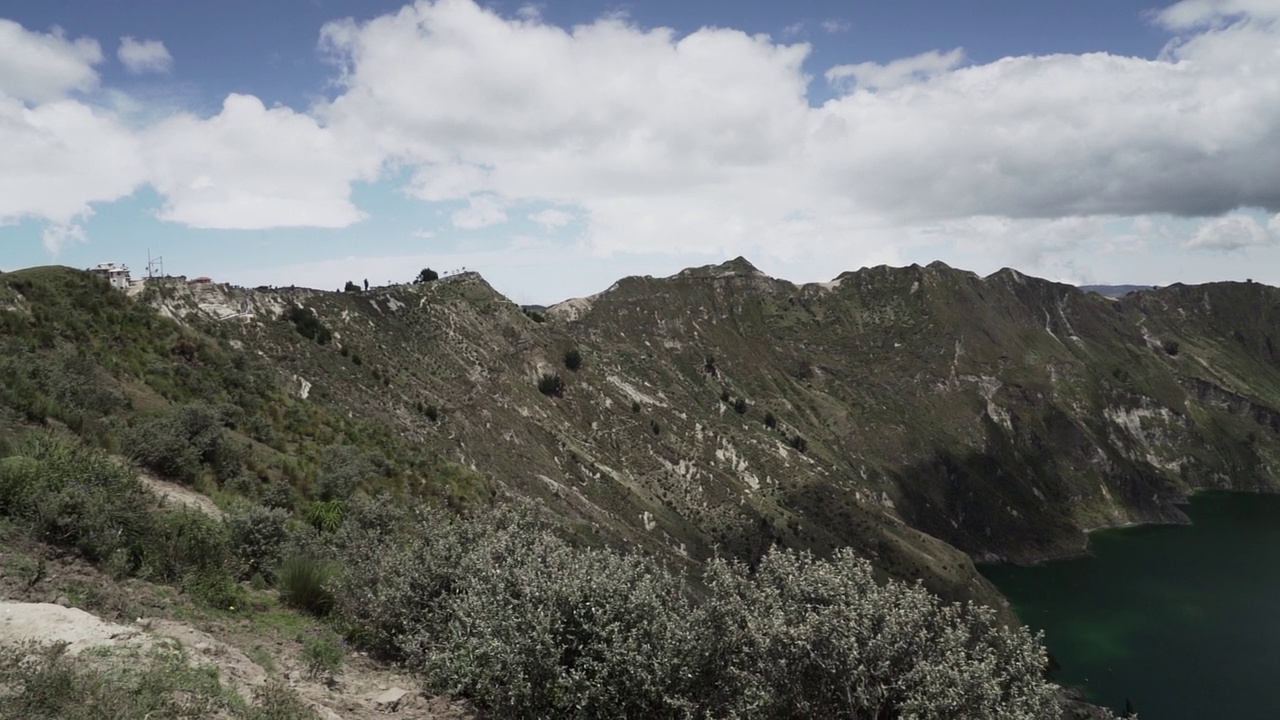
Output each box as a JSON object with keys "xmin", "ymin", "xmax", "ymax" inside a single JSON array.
[{"xmin": 90, "ymin": 262, "xmax": 131, "ymax": 291}]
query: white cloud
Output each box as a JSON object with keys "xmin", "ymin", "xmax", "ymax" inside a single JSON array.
[
  {"xmin": 142, "ymin": 94, "xmax": 376, "ymax": 229},
  {"xmin": 118, "ymin": 37, "xmax": 172, "ymax": 74},
  {"xmin": 40, "ymin": 222, "xmax": 88, "ymax": 255},
  {"xmin": 1184, "ymin": 213, "xmax": 1276, "ymax": 250},
  {"xmin": 825, "ymin": 48, "xmax": 965, "ymax": 91},
  {"xmin": 451, "ymin": 194, "xmax": 507, "ymax": 229},
  {"xmin": 0, "ymin": 20, "xmax": 101, "ymax": 103},
  {"xmin": 529, "ymin": 208, "xmax": 573, "ymax": 229},
  {"xmin": 0, "ymin": 94, "xmax": 146, "ymax": 227}
]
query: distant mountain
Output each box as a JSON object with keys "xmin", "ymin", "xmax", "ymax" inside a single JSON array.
[
  {"xmin": 3, "ymin": 261, "xmax": 1280, "ymax": 614},
  {"xmin": 1079, "ymin": 284, "xmax": 1155, "ymax": 297}
]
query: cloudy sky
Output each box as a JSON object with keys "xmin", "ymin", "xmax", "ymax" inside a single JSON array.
[{"xmin": 1, "ymin": 0, "xmax": 1278, "ymax": 303}]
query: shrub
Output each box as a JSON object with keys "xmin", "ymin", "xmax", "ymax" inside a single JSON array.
[
  {"xmin": 694, "ymin": 549, "xmax": 1062, "ymax": 719},
  {"xmin": 2, "ymin": 437, "xmax": 153, "ymax": 567},
  {"xmin": 305, "ymin": 499, "xmax": 344, "ymax": 533},
  {"xmin": 312, "ymin": 445, "xmax": 385, "ymax": 502},
  {"xmin": 523, "ymin": 308, "xmax": 546, "ymax": 323},
  {"xmin": 733, "ymin": 397, "xmax": 748, "ymax": 414},
  {"xmin": 122, "ymin": 403, "xmax": 233, "ymax": 483},
  {"xmin": 1162, "ymin": 339, "xmax": 1180, "ymax": 356},
  {"xmin": 563, "ymin": 347, "xmax": 583, "ymax": 371},
  {"xmin": 278, "ymin": 556, "xmax": 335, "ymax": 616},
  {"xmin": 415, "ymin": 268, "xmax": 439, "ymax": 284},
  {"xmin": 424, "ymin": 404, "xmax": 439, "ymax": 422},
  {"xmin": 789, "ymin": 434, "xmax": 808, "ymax": 453},
  {"xmin": 227, "ymin": 503, "xmax": 290, "ymax": 582},
  {"xmin": 417, "ymin": 526, "xmax": 697, "ymax": 718},
  {"xmin": 260, "ymin": 480, "xmax": 295, "ymax": 512},
  {"xmin": 631, "ymin": 400, "xmax": 641, "ymax": 413},
  {"xmin": 282, "ymin": 305, "xmax": 331, "ymax": 345},
  {"xmin": 343, "ymin": 280, "xmax": 359, "ymax": 293},
  {"xmin": 651, "ymin": 420, "xmax": 661, "ymax": 435},
  {"xmin": 764, "ymin": 411, "xmax": 777, "ymax": 429},
  {"xmin": 142, "ymin": 508, "xmax": 231, "ymax": 583},
  {"xmin": 538, "ymin": 373, "xmax": 565, "ymax": 397}
]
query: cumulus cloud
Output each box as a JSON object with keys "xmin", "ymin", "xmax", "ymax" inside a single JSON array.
[
  {"xmin": 118, "ymin": 37, "xmax": 172, "ymax": 74},
  {"xmin": 40, "ymin": 222, "xmax": 87, "ymax": 255},
  {"xmin": 0, "ymin": 94, "xmax": 146, "ymax": 229},
  {"xmin": 1184, "ymin": 213, "xmax": 1276, "ymax": 250},
  {"xmin": 0, "ymin": 20, "xmax": 101, "ymax": 103},
  {"xmin": 142, "ymin": 94, "xmax": 375, "ymax": 229}
]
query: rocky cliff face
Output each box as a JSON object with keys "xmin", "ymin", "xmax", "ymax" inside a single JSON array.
[{"xmin": 138, "ymin": 260, "xmax": 1280, "ymax": 607}]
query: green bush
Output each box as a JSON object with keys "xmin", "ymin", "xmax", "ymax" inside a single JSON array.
[
  {"xmin": 305, "ymin": 499, "xmax": 344, "ymax": 533},
  {"xmin": 325, "ymin": 507, "xmax": 1066, "ymax": 719},
  {"xmin": 227, "ymin": 503, "xmax": 290, "ymax": 582},
  {"xmin": 538, "ymin": 373, "xmax": 565, "ymax": 397},
  {"xmin": 1, "ymin": 437, "xmax": 154, "ymax": 567},
  {"xmin": 563, "ymin": 347, "xmax": 583, "ymax": 371},
  {"xmin": 122, "ymin": 403, "xmax": 233, "ymax": 483},
  {"xmin": 142, "ymin": 508, "xmax": 231, "ymax": 582},
  {"xmin": 282, "ymin": 305, "xmax": 331, "ymax": 345},
  {"xmin": 278, "ymin": 556, "xmax": 335, "ymax": 616},
  {"xmin": 694, "ymin": 549, "xmax": 1060, "ymax": 719},
  {"xmin": 312, "ymin": 445, "xmax": 385, "ymax": 502}
]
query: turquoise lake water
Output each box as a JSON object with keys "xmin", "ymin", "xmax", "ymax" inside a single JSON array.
[{"xmin": 980, "ymin": 492, "xmax": 1280, "ymax": 719}]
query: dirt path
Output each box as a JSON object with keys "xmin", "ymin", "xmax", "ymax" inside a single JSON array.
[{"xmin": 0, "ymin": 600, "xmax": 471, "ymax": 719}]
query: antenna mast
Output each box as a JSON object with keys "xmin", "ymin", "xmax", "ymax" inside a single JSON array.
[{"xmin": 146, "ymin": 249, "xmax": 164, "ymax": 279}]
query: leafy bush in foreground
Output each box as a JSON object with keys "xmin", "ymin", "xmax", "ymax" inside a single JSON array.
[{"xmin": 329, "ymin": 506, "xmax": 1064, "ymax": 719}]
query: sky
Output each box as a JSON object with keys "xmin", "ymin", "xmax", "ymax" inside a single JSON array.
[{"xmin": 1, "ymin": 0, "xmax": 1279, "ymax": 304}]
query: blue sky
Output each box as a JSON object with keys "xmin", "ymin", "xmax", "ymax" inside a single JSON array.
[{"xmin": 2, "ymin": 0, "xmax": 1278, "ymax": 303}]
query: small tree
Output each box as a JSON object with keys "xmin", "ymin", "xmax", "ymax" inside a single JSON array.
[
  {"xmin": 563, "ymin": 347, "xmax": 583, "ymax": 371},
  {"xmin": 343, "ymin": 280, "xmax": 359, "ymax": 293},
  {"xmin": 538, "ymin": 373, "xmax": 565, "ymax": 398},
  {"xmin": 733, "ymin": 397, "xmax": 748, "ymax": 415},
  {"xmin": 764, "ymin": 411, "xmax": 778, "ymax": 429},
  {"xmin": 415, "ymin": 268, "xmax": 440, "ymax": 284}
]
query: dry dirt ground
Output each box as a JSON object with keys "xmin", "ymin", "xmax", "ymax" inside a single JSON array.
[{"xmin": 0, "ymin": 531, "xmax": 473, "ymax": 720}]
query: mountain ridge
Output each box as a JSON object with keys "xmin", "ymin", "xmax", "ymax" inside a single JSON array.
[{"xmin": 4, "ymin": 260, "xmax": 1279, "ymax": 614}]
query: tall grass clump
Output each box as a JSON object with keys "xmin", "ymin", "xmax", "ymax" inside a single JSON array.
[{"xmin": 277, "ymin": 556, "xmax": 335, "ymax": 616}]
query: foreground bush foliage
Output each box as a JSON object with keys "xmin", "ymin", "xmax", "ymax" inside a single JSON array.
[
  {"xmin": 330, "ymin": 505, "xmax": 1065, "ymax": 719},
  {"xmin": 0, "ymin": 436, "xmax": 241, "ymax": 607},
  {"xmin": 0, "ymin": 434, "xmax": 1083, "ymax": 719}
]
